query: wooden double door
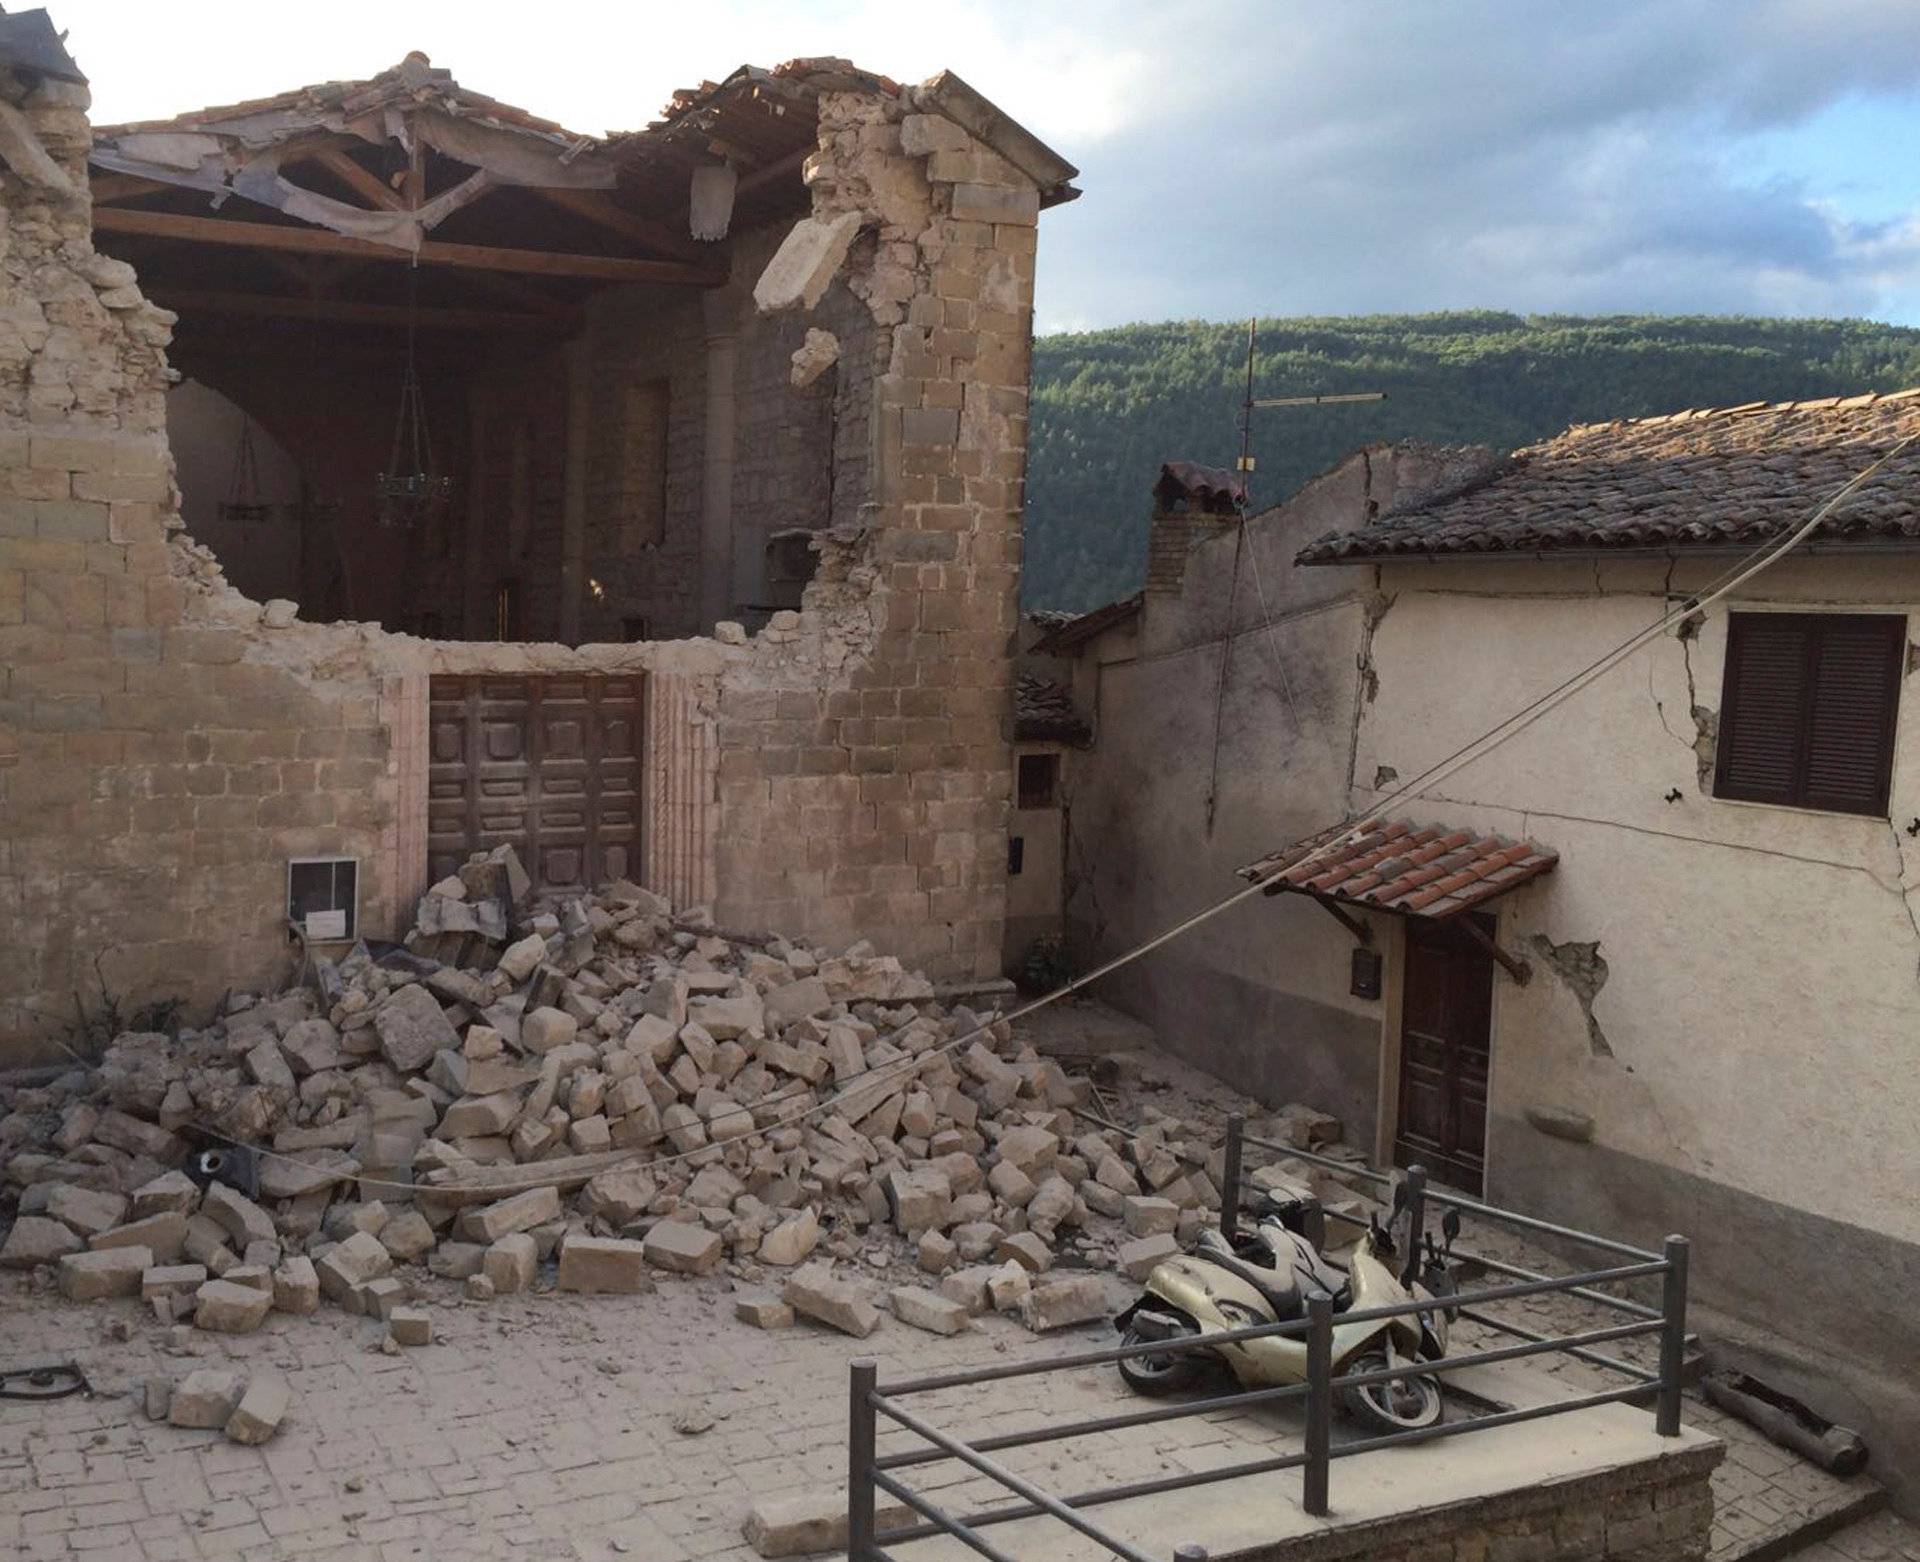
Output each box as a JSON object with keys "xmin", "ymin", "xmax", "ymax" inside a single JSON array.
[{"xmin": 1394, "ymin": 913, "xmax": 1495, "ymax": 1195}]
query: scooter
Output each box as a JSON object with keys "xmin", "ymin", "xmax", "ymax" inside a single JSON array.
[{"xmin": 1113, "ymin": 1181, "xmax": 1462, "ymax": 1434}]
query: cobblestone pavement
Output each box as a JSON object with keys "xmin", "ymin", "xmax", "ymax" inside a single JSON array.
[{"xmin": 4, "ymin": 1029, "xmax": 1914, "ymax": 1562}]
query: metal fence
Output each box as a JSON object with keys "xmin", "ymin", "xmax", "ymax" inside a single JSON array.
[{"xmin": 845, "ymin": 1115, "xmax": 1689, "ymax": 1562}]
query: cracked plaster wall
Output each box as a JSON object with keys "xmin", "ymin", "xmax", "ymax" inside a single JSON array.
[
  {"xmin": 1355, "ymin": 552, "xmax": 1920, "ymax": 1249},
  {"xmin": 0, "ymin": 70, "xmax": 1042, "ymax": 1061}
]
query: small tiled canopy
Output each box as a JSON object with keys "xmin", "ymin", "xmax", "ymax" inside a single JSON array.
[{"xmin": 1237, "ymin": 817, "xmax": 1557, "ymax": 919}]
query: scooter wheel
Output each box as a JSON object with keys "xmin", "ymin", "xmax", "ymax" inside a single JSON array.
[
  {"xmin": 1117, "ymin": 1320, "xmax": 1206, "ymax": 1397},
  {"xmin": 1339, "ymin": 1350, "xmax": 1444, "ymax": 1432}
]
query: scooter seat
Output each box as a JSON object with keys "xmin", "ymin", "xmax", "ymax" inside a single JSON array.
[{"xmin": 1194, "ymin": 1229, "xmax": 1310, "ymax": 1320}]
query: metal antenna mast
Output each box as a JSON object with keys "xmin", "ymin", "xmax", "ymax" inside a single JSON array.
[{"xmin": 1203, "ymin": 320, "xmax": 1389, "ymax": 833}]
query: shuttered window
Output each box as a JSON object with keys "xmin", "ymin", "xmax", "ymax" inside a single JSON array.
[{"xmin": 1714, "ymin": 612, "xmax": 1906, "ymax": 816}]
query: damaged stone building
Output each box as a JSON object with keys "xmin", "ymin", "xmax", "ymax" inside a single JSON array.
[
  {"xmin": 1046, "ymin": 407, "xmax": 1920, "ymax": 1498},
  {"xmin": 0, "ymin": 20, "xmax": 1080, "ymax": 1060}
]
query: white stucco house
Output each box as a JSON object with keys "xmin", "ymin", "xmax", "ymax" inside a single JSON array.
[{"xmin": 1057, "ymin": 398, "xmax": 1920, "ymax": 1501}]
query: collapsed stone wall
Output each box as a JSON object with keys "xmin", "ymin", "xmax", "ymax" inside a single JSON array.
[
  {"xmin": 0, "ymin": 64, "xmax": 1040, "ymax": 1064},
  {"xmin": 0, "ymin": 69, "xmax": 410, "ymax": 1064},
  {"xmin": 710, "ymin": 92, "xmax": 1038, "ymax": 980}
]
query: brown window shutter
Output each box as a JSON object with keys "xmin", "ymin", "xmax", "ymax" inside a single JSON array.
[
  {"xmin": 1714, "ymin": 611, "xmax": 1906, "ymax": 816},
  {"xmin": 1715, "ymin": 614, "xmax": 1813, "ymax": 807},
  {"xmin": 1803, "ymin": 615, "xmax": 1905, "ymax": 814}
]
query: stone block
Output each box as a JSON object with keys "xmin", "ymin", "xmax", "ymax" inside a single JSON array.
[
  {"xmin": 58, "ymin": 1245, "xmax": 151, "ymax": 1300},
  {"xmin": 1122, "ymin": 1195, "xmax": 1179, "ymax": 1237},
  {"xmin": 374, "ymin": 982, "xmax": 460, "ymax": 1071},
  {"xmin": 521, "ymin": 1006, "xmax": 578, "ymax": 1054},
  {"xmin": 140, "ymin": 1263, "xmax": 206, "ymax": 1303},
  {"xmin": 128, "ymin": 1169, "xmax": 200, "ymax": 1218},
  {"xmin": 224, "ymin": 1372, "xmax": 290, "ymax": 1445},
  {"xmin": 272, "ymin": 1256, "xmax": 319, "ymax": 1313},
  {"xmin": 315, "ymin": 1230, "xmax": 392, "ymax": 1304},
  {"xmin": 483, "ymin": 1232, "xmax": 537, "ymax": 1295},
  {"xmin": 356, "ymin": 1276, "xmax": 408, "ymax": 1319},
  {"xmin": 783, "ymin": 1261, "xmax": 880, "ymax": 1337},
  {"xmin": 168, "ymin": 1368, "xmax": 245, "ymax": 1429},
  {"xmin": 743, "ymin": 1490, "xmax": 913, "ymax": 1559},
  {"xmin": 889, "ymin": 1286, "xmax": 969, "ymax": 1336},
  {"xmin": 951, "ymin": 182, "xmax": 1039, "ymax": 225},
  {"xmin": 763, "ymin": 975, "xmax": 831, "ymax": 1028},
  {"xmin": 994, "ymin": 1230, "xmax": 1052, "ymax": 1273},
  {"xmin": 91, "ymin": 1210, "xmax": 187, "ymax": 1263},
  {"xmin": 559, "ymin": 1233, "xmax": 657, "ymax": 1293},
  {"xmin": 1, "ymin": 1214, "xmax": 82, "ymax": 1268},
  {"xmin": 428, "ymin": 1241, "xmax": 487, "ymax": 1279},
  {"xmin": 885, "ymin": 1166, "xmax": 952, "ymax": 1235},
  {"xmin": 1022, "ymin": 1275, "xmax": 1109, "ymax": 1333},
  {"xmin": 379, "ymin": 1208, "xmax": 437, "ymax": 1261},
  {"xmin": 753, "ymin": 211, "xmax": 863, "ymax": 313},
  {"xmin": 735, "ymin": 1293, "xmax": 795, "ymax": 1329},
  {"xmin": 388, "ymin": 1307, "xmax": 432, "ymax": 1346},
  {"xmin": 916, "ymin": 1229, "xmax": 957, "ymax": 1274},
  {"xmin": 45, "ymin": 1182, "xmax": 128, "ymax": 1237},
  {"xmin": 194, "ymin": 1277, "xmax": 273, "ymax": 1334},
  {"xmin": 1118, "ymin": 1232, "xmax": 1180, "ymax": 1281},
  {"xmin": 642, "ymin": 1221, "xmax": 723, "ymax": 1276},
  {"xmin": 203, "ymin": 1181, "xmax": 277, "ymax": 1249},
  {"xmin": 758, "ymin": 1207, "xmax": 820, "ymax": 1267},
  {"xmin": 454, "ymin": 1185, "xmax": 561, "ymax": 1243}
]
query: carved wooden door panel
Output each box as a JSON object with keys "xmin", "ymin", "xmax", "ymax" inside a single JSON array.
[
  {"xmin": 1395, "ymin": 913, "xmax": 1494, "ymax": 1194},
  {"xmin": 427, "ymin": 675, "xmax": 643, "ymax": 899}
]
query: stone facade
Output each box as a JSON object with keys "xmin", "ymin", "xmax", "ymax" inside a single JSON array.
[{"xmin": 0, "ymin": 60, "xmax": 1058, "ymax": 1062}]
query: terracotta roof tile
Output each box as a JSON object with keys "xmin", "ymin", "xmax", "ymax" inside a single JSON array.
[
  {"xmin": 1297, "ymin": 391, "xmax": 1920, "ymax": 564},
  {"xmin": 1238, "ymin": 817, "xmax": 1557, "ymax": 919}
]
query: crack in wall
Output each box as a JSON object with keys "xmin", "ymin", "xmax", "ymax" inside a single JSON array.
[
  {"xmin": 1527, "ymin": 933, "xmax": 1613, "ymax": 1057},
  {"xmin": 1345, "ymin": 583, "xmax": 1395, "ymax": 795}
]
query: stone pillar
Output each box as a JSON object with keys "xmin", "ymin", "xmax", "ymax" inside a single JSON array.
[
  {"xmin": 699, "ymin": 289, "xmax": 738, "ymax": 634},
  {"xmin": 559, "ymin": 325, "xmax": 595, "ymax": 645}
]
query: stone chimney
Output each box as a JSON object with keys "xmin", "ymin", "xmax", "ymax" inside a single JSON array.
[{"xmin": 1144, "ymin": 461, "xmax": 1245, "ymax": 597}]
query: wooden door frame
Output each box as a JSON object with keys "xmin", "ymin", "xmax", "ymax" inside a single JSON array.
[{"xmin": 1371, "ymin": 907, "xmax": 1504, "ymax": 1188}]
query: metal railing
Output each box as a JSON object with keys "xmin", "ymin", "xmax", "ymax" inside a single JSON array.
[{"xmin": 846, "ymin": 1114, "xmax": 1689, "ymax": 1561}]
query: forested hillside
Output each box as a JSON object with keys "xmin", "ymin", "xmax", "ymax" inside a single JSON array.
[{"xmin": 1023, "ymin": 313, "xmax": 1920, "ymax": 611}]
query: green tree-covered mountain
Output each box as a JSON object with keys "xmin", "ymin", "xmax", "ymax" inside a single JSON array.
[{"xmin": 1023, "ymin": 312, "xmax": 1920, "ymax": 611}]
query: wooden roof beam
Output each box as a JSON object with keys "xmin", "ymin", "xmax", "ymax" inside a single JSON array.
[
  {"xmin": 147, "ymin": 286, "xmax": 576, "ymax": 334},
  {"xmin": 93, "ymin": 205, "xmax": 726, "ymax": 286},
  {"xmin": 522, "ymin": 184, "xmax": 703, "ymax": 263},
  {"xmin": 90, "ymin": 171, "xmax": 172, "ymax": 204},
  {"xmin": 304, "ymin": 148, "xmax": 405, "ymax": 212}
]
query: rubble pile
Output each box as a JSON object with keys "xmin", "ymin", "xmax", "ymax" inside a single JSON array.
[{"xmin": 0, "ymin": 849, "xmax": 1378, "ymax": 1341}]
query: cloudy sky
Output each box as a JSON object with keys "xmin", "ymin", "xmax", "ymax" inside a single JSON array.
[{"xmin": 64, "ymin": 0, "xmax": 1920, "ymax": 333}]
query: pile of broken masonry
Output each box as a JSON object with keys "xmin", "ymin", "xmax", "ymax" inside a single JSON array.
[{"xmin": 1, "ymin": 845, "xmax": 1380, "ymax": 1369}]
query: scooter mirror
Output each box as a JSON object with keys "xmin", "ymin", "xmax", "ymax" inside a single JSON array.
[{"xmin": 1442, "ymin": 1209, "xmax": 1462, "ymax": 1247}]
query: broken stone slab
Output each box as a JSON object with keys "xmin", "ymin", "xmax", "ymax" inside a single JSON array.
[
  {"xmin": 428, "ymin": 1242, "xmax": 487, "ymax": 1280},
  {"xmin": 45, "ymin": 1183, "xmax": 129, "ymax": 1238},
  {"xmin": 58, "ymin": 1245, "xmax": 152, "ymax": 1301},
  {"xmin": 889, "ymin": 1286, "xmax": 969, "ymax": 1337},
  {"xmin": 558, "ymin": 1234, "xmax": 657, "ymax": 1293},
  {"xmin": 194, "ymin": 1278, "xmax": 273, "ymax": 1334},
  {"xmin": 763, "ymin": 975, "xmax": 832, "ymax": 1029},
  {"xmin": 91, "ymin": 1109, "xmax": 185, "ymax": 1163},
  {"xmin": 224, "ymin": 1372, "xmax": 290, "ymax": 1445},
  {"xmin": 245, "ymin": 1038, "xmax": 296, "ymax": 1092},
  {"xmin": 0, "ymin": 1215, "xmax": 83, "ymax": 1268},
  {"xmin": 453, "ymin": 1185, "xmax": 562, "ymax": 1243},
  {"xmin": 141, "ymin": 1263, "xmax": 207, "ymax": 1303},
  {"xmin": 374, "ymin": 983, "xmax": 460, "ymax": 1072},
  {"xmin": 520, "ymin": 1006, "xmax": 578, "ymax": 1054},
  {"xmin": 169, "ymin": 1368, "xmax": 246, "ymax": 1429},
  {"xmin": 782, "ymin": 1262, "xmax": 880, "ymax": 1338},
  {"xmin": 752, "ymin": 210, "xmax": 863, "ymax": 315},
  {"xmin": 496, "ymin": 932, "xmax": 546, "ymax": 982},
  {"xmin": 1021, "ymin": 1275, "xmax": 1110, "ymax": 1333},
  {"xmin": 743, "ymin": 1488, "xmax": 913, "ymax": 1560},
  {"xmin": 1118, "ymin": 1232, "xmax": 1181, "ymax": 1281},
  {"xmin": 279, "ymin": 1017, "xmax": 345, "ymax": 1076},
  {"xmin": 986, "ymin": 1261, "xmax": 1031, "ymax": 1314}
]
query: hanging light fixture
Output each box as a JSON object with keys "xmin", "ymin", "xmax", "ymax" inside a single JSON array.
[
  {"xmin": 219, "ymin": 412, "xmax": 270, "ymax": 525},
  {"xmin": 375, "ymin": 264, "xmax": 453, "ymax": 529}
]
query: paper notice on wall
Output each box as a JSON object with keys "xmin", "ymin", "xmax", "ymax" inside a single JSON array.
[{"xmin": 305, "ymin": 909, "xmax": 347, "ymax": 940}]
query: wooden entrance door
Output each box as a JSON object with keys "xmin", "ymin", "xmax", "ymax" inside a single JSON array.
[
  {"xmin": 1395, "ymin": 913, "xmax": 1495, "ymax": 1194},
  {"xmin": 426, "ymin": 675, "xmax": 643, "ymax": 898}
]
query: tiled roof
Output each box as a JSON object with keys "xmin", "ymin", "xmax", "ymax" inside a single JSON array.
[
  {"xmin": 1158, "ymin": 461, "xmax": 1246, "ymax": 511},
  {"xmin": 1297, "ymin": 390, "xmax": 1920, "ymax": 564},
  {"xmin": 1015, "ymin": 674, "xmax": 1090, "ymax": 744},
  {"xmin": 1238, "ymin": 817, "xmax": 1557, "ymax": 919},
  {"xmin": 1027, "ymin": 593, "xmax": 1142, "ymax": 656}
]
